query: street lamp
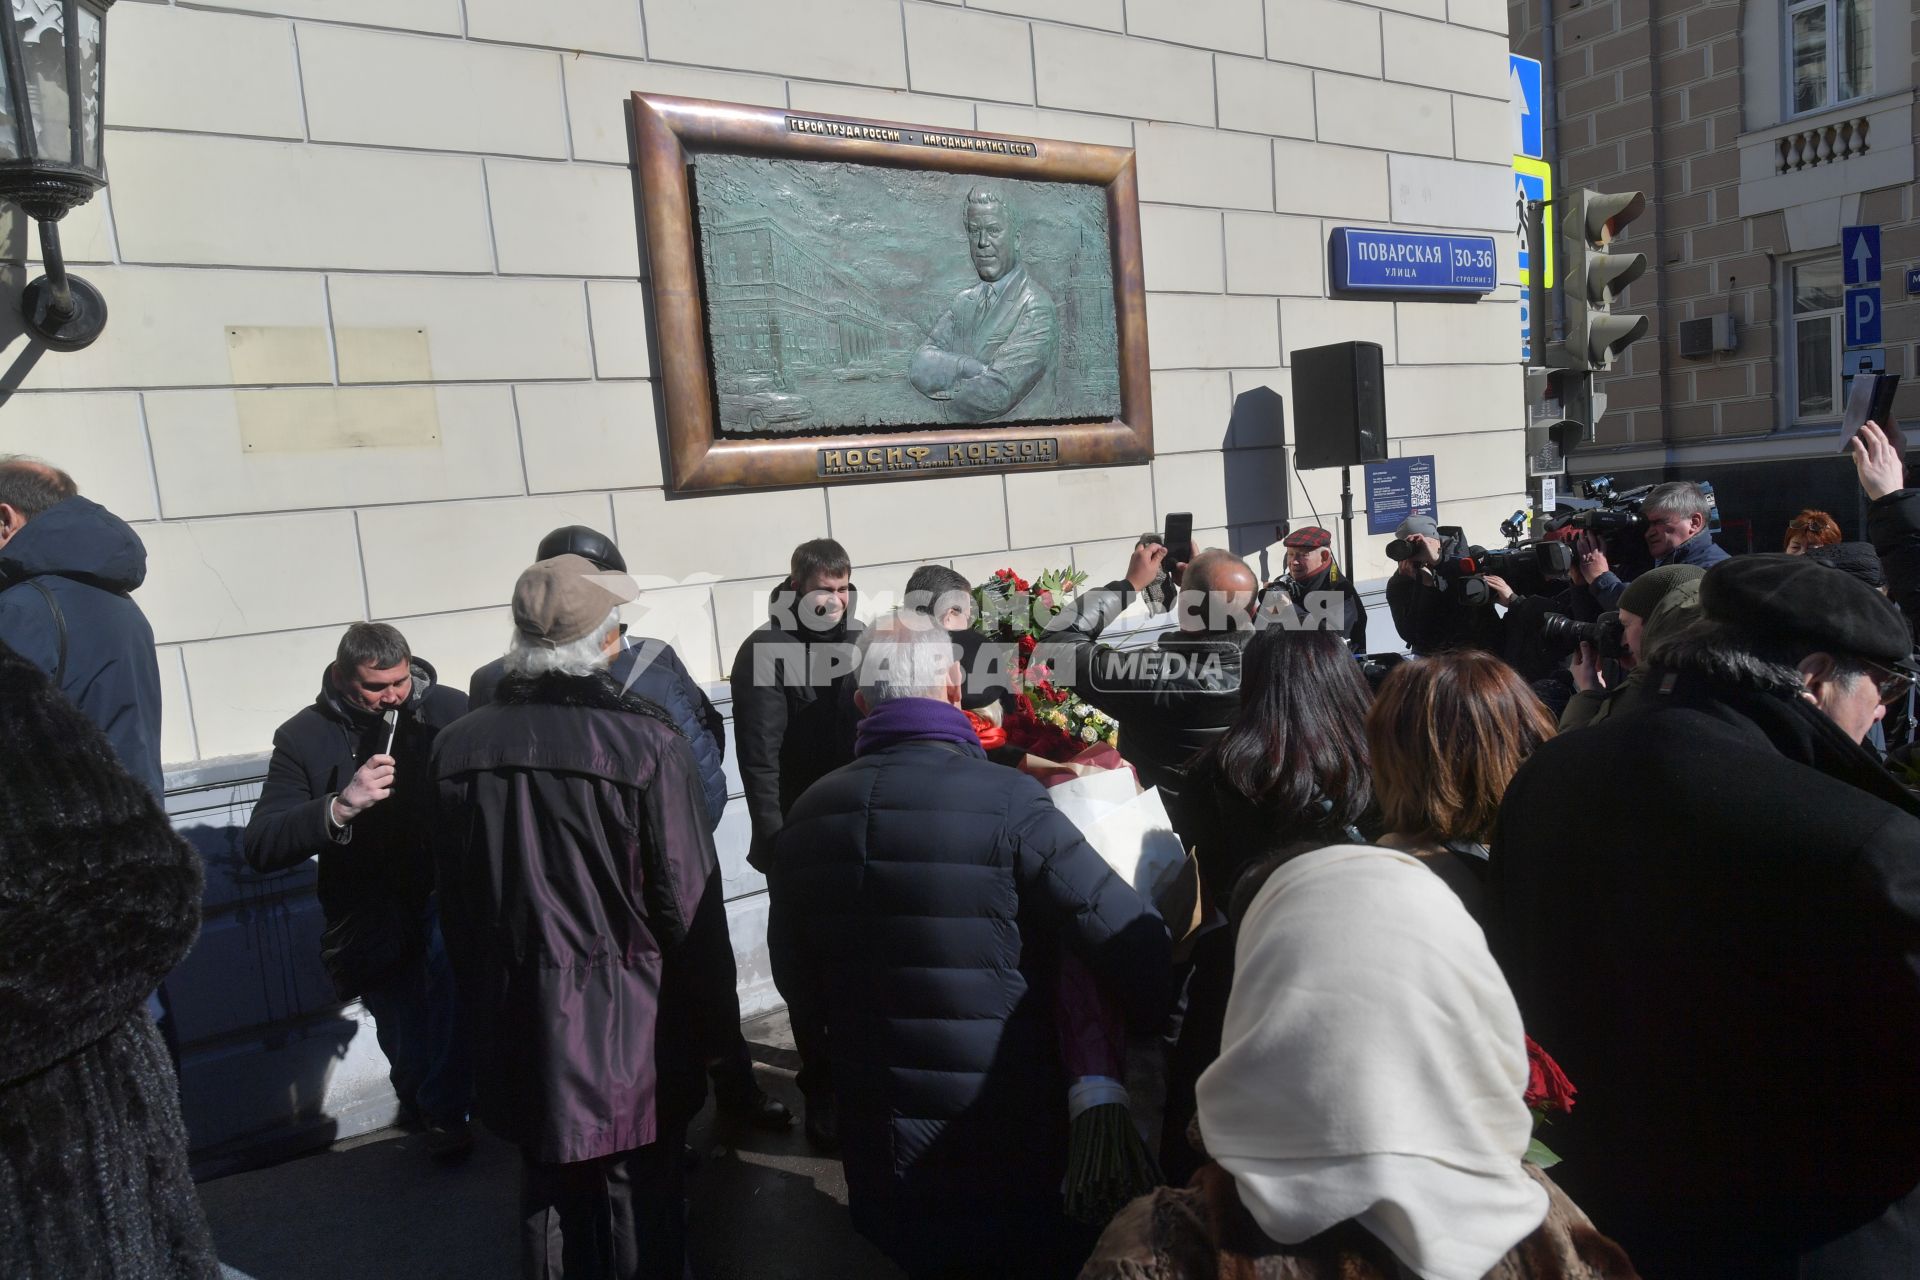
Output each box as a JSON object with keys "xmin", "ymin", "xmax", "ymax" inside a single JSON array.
[{"xmin": 0, "ymin": 0, "xmax": 113, "ymax": 351}]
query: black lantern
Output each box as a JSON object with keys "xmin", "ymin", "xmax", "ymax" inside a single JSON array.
[{"xmin": 0, "ymin": 0, "xmax": 112, "ymax": 351}]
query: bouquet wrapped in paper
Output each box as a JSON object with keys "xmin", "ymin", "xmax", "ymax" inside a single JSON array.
[{"xmin": 967, "ymin": 566, "xmax": 1196, "ymax": 1224}]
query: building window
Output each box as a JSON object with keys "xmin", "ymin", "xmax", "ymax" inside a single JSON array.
[
  {"xmin": 1791, "ymin": 258, "xmax": 1843, "ymax": 421},
  {"xmin": 1788, "ymin": 0, "xmax": 1871, "ymax": 115}
]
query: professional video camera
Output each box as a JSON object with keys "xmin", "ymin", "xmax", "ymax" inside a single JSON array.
[
  {"xmin": 1386, "ymin": 518, "xmax": 1575, "ymax": 604},
  {"xmin": 1540, "ymin": 609, "xmax": 1628, "ymax": 661},
  {"xmin": 1546, "ymin": 475, "xmax": 1723, "ymax": 542}
]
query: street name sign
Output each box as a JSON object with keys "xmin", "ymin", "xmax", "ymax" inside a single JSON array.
[{"xmin": 1330, "ymin": 228, "xmax": 1497, "ymax": 294}]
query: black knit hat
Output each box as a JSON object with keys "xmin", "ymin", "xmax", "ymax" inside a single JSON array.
[
  {"xmin": 535, "ymin": 525, "xmax": 626, "ymax": 574},
  {"xmin": 1700, "ymin": 553, "xmax": 1909, "ymax": 663},
  {"xmin": 1806, "ymin": 541, "xmax": 1887, "ymax": 591}
]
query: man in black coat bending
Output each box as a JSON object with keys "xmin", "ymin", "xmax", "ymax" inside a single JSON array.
[
  {"xmin": 244, "ymin": 621, "xmax": 473, "ymax": 1158},
  {"xmin": 772, "ymin": 610, "xmax": 1171, "ymax": 1280},
  {"xmin": 1491, "ymin": 554, "xmax": 1920, "ymax": 1279}
]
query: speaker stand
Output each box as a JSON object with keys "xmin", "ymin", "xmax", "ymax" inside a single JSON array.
[{"xmin": 1339, "ymin": 466, "xmax": 1356, "ymax": 587}]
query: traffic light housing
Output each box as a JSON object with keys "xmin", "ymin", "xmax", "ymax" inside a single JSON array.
[
  {"xmin": 1525, "ymin": 367, "xmax": 1588, "ymax": 475},
  {"xmin": 1548, "ymin": 188, "xmax": 1648, "ymax": 372}
]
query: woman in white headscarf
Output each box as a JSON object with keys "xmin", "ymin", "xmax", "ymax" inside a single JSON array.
[{"xmin": 1079, "ymin": 844, "xmax": 1638, "ymax": 1280}]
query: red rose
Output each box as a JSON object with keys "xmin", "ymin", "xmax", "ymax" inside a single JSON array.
[
  {"xmin": 1523, "ymin": 1036, "xmax": 1577, "ymax": 1115},
  {"xmin": 1018, "ymin": 634, "xmax": 1037, "ymax": 656}
]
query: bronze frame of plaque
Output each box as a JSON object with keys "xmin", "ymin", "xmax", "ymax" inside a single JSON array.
[{"xmin": 631, "ymin": 93, "xmax": 1152, "ymax": 494}]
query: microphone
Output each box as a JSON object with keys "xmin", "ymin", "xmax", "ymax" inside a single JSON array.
[{"xmin": 383, "ymin": 708, "xmax": 399, "ymax": 756}]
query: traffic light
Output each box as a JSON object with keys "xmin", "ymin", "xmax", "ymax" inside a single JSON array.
[
  {"xmin": 1548, "ymin": 188, "xmax": 1648, "ymax": 372},
  {"xmin": 1525, "ymin": 367, "xmax": 1587, "ymax": 474}
]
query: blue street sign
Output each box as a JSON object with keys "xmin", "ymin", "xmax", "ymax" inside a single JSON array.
[
  {"xmin": 1519, "ymin": 286, "xmax": 1531, "ymax": 362},
  {"xmin": 1845, "ymin": 287, "xmax": 1882, "ymax": 347},
  {"xmin": 1509, "ymin": 54, "xmax": 1544, "ymax": 161},
  {"xmin": 1330, "ymin": 228, "xmax": 1497, "ymax": 294},
  {"xmin": 1366, "ymin": 455, "xmax": 1438, "ymax": 536},
  {"xmin": 1907, "ymin": 265, "xmax": 1920, "ymax": 295},
  {"xmin": 1843, "ymin": 225, "xmax": 1881, "ymax": 284}
]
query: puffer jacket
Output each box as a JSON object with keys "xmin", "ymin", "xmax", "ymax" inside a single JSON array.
[
  {"xmin": 243, "ymin": 657, "xmax": 468, "ymax": 998},
  {"xmin": 1044, "ymin": 579, "xmax": 1254, "ymax": 815},
  {"xmin": 0, "ymin": 497, "xmax": 163, "ymax": 798},
  {"xmin": 728, "ymin": 580, "xmax": 863, "ymax": 869},
  {"xmin": 770, "ymin": 721, "xmax": 1172, "ymax": 1274},
  {"xmin": 1079, "ymin": 1162, "xmax": 1639, "ymax": 1280},
  {"xmin": 432, "ymin": 671, "xmax": 733, "ymax": 1164},
  {"xmin": 470, "ymin": 638, "xmax": 727, "ymax": 830}
]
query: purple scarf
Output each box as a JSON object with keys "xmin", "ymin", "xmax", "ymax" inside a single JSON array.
[{"xmin": 855, "ymin": 697, "xmax": 986, "ymax": 759}]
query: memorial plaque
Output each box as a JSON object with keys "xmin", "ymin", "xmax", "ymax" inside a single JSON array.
[{"xmin": 631, "ymin": 95, "xmax": 1151, "ymax": 493}]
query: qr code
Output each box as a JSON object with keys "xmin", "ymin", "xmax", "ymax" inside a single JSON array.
[{"xmin": 1409, "ymin": 472, "xmax": 1433, "ymax": 510}]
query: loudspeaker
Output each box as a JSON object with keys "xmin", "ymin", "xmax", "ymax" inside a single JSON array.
[{"xmin": 1290, "ymin": 340, "xmax": 1388, "ymax": 471}]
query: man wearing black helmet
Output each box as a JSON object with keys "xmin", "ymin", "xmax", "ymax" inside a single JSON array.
[{"xmin": 469, "ymin": 526, "xmax": 791, "ymax": 1132}]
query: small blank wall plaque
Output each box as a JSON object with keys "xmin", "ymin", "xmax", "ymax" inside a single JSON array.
[
  {"xmin": 335, "ymin": 326, "xmax": 434, "ymax": 384},
  {"xmin": 225, "ymin": 325, "xmax": 333, "ymax": 385},
  {"xmin": 238, "ymin": 387, "xmax": 441, "ymax": 453}
]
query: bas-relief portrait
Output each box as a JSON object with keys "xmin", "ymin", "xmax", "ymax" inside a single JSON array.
[{"xmin": 692, "ymin": 153, "xmax": 1122, "ymax": 436}]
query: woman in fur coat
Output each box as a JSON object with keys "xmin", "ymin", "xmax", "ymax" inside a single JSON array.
[{"xmin": 0, "ymin": 639, "xmax": 219, "ymax": 1278}]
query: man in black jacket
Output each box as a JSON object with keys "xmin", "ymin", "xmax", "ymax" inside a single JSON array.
[
  {"xmin": 435, "ymin": 556, "xmax": 735, "ymax": 1279},
  {"xmin": 1491, "ymin": 555, "xmax": 1920, "ymax": 1278},
  {"xmin": 1383, "ymin": 514, "xmax": 1507, "ymax": 656},
  {"xmin": 243, "ymin": 622, "xmax": 474, "ymax": 1158},
  {"xmin": 728, "ymin": 537, "xmax": 863, "ymax": 1146},
  {"xmin": 773, "ymin": 610, "xmax": 1170, "ymax": 1280},
  {"xmin": 0, "ymin": 457, "xmax": 164, "ymax": 800},
  {"xmin": 470, "ymin": 525, "xmax": 788, "ymax": 1132},
  {"xmin": 1045, "ymin": 541, "xmax": 1257, "ymax": 830}
]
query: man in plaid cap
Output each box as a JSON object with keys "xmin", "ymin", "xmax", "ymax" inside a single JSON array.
[{"xmin": 1260, "ymin": 526, "xmax": 1368, "ymax": 652}]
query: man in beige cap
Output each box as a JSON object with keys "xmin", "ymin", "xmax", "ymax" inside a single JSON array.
[{"xmin": 432, "ymin": 555, "xmax": 735, "ymax": 1279}]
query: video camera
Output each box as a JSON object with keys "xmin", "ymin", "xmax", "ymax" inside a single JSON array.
[
  {"xmin": 1386, "ymin": 517, "xmax": 1575, "ymax": 605},
  {"xmin": 1540, "ymin": 609, "xmax": 1628, "ymax": 661},
  {"xmin": 1546, "ymin": 475, "xmax": 1723, "ymax": 543}
]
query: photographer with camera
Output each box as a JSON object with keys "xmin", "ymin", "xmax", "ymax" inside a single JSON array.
[
  {"xmin": 1575, "ymin": 480, "xmax": 1728, "ymax": 611},
  {"xmin": 1383, "ymin": 515, "xmax": 1509, "ymax": 658},
  {"xmin": 1557, "ymin": 564, "xmax": 1704, "ymax": 733}
]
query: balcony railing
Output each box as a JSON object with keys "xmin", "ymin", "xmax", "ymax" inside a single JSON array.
[{"xmin": 1775, "ymin": 114, "xmax": 1870, "ymax": 173}]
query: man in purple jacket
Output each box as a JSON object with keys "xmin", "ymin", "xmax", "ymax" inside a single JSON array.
[{"xmin": 433, "ymin": 555, "xmax": 735, "ymax": 1279}]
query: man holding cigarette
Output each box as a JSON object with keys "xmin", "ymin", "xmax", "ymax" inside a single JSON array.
[{"xmin": 244, "ymin": 621, "xmax": 473, "ymax": 1159}]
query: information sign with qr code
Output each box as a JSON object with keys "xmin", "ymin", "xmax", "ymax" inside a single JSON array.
[{"xmin": 1364, "ymin": 454, "xmax": 1439, "ymax": 536}]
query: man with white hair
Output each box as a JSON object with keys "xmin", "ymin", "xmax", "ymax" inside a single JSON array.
[
  {"xmin": 1577, "ymin": 479, "xmax": 1729, "ymax": 611},
  {"xmin": 770, "ymin": 610, "xmax": 1171, "ymax": 1280},
  {"xmin": 432, "ymin": 555, "xmax": 734, "ymax": 1280}
]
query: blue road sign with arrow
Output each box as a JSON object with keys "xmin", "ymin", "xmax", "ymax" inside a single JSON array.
[
  {"xmin": 1509, "ymin": 54, "xmax": 1543, "ymax": 161},
  {"xmin": 1843, "ymin": 225, "xmax": 1880, "ymax": 285}
]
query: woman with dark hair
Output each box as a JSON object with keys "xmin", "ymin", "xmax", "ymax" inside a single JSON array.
[
  {"xmin": 1366, "ymin": 652, "xmax": 1556, "ymax": 924},
  {"xmin": 1161, "ymin": 627, "xmax": 1374, "ymax": 1183}
]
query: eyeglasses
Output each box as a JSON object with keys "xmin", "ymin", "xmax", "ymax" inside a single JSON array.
[{"xmin": 1857, "ymin": 657, "xmax": 1916, "ymax": 706}]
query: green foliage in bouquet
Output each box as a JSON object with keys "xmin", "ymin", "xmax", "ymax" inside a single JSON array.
[{"xmin": 972, "ymin": 566, "xmax": 1120, "ymax": 755}]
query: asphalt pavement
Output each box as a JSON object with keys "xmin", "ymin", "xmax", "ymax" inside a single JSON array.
[{"xmin": 199, "ymin": 1010, "xmax": 903, "ymax": 1280}]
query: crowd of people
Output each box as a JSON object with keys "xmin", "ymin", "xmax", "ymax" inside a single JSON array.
[{"xmin": 6, "ymin": 421, "xmax": 1920, "ymax": 1280}]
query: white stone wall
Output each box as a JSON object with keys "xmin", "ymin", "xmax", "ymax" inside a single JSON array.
[{"xmin": 2, "ymin": 0, "xmax": 1521, "ymax": 767}]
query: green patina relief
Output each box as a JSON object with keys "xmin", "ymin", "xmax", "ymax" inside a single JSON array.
[{"xmin": 693, "ymin": 152, "xmax": 1121, "ymax": 436}]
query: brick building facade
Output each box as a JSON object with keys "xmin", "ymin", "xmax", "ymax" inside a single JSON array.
[{"xmin": 1511, "ymin": 0, "xmax": 1919, "ymax": 544}]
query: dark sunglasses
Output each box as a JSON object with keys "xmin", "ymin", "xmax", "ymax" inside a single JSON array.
[{"xmin": 1857, "ymin": 657, "xmax": 1917, "ymax": 706}]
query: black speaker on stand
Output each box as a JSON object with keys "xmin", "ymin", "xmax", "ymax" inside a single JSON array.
[{"xmin": 1290, "ymin": 340, "xmax": 1389, "ymax": 580}]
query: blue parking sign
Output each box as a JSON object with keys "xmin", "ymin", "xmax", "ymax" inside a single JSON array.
[{"xmin": 1846, "ymin": 287, "xmax": 1882, "ymax": 347}]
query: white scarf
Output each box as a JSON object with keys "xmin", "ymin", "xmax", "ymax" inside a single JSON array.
[{"xmin": 1196, "ymin": 844, "xmax": 1547, "ymax": 1280}]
